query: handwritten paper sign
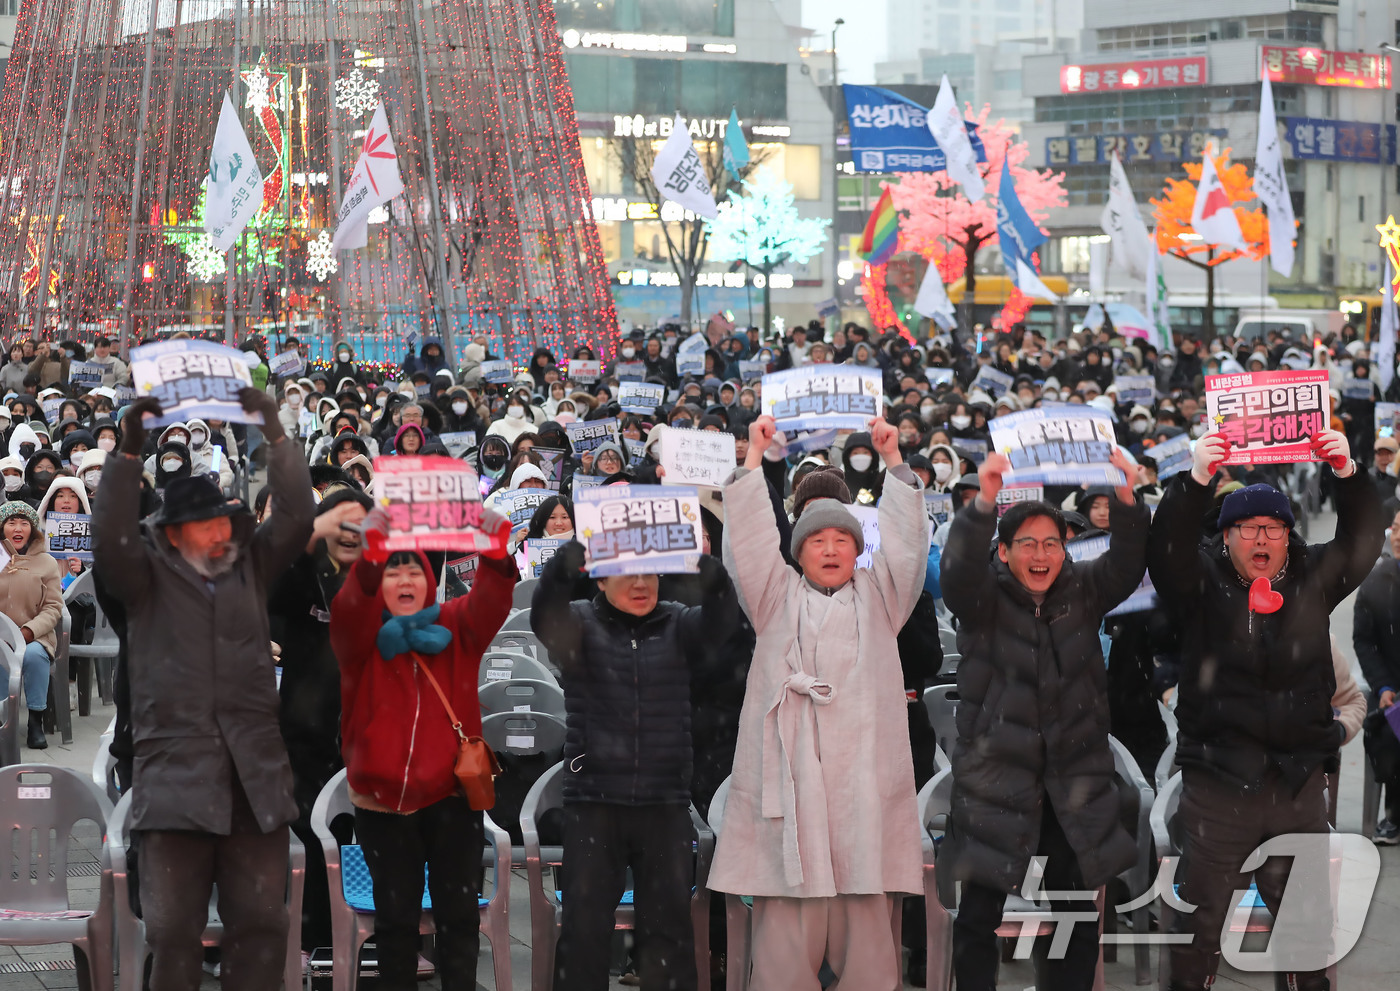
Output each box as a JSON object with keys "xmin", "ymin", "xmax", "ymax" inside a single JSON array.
[
  {"xmin": 660, "ymin": 428, "xmax": 735, "ymax": 488},
  {"xmin": 68, "ymin": 362, "xmax": 105, "ymax": 390},
  {"xmin": 129, "ymin": 339, "xmax": 258, "ymax": 428},
  {"xmin": 566, "ymin": 417, "xmax": 619, "ymax": 459},
  {"xmin": 618, "ymin": 382, "xmax": 665, "ymax": 414},
  {"xmin": 970, "ymin": 366, "xmax": 1014, "ymax": 399},
  {"xmin": 848, "ymin": 503, "xmax": 935, "ymax": 570},
  {"xmin": 574, "ymin": 483, "xmax": 703, "ymax": 576},
  {"xmin": 761, "ymin": 365, "xmax": 882, "ymax": 433},
  {"xmin": 44, "ymin": 512, "xmax": 93, "ymax": 562},
  {"xmin": 269, "ymin": 349, "xmax": 305, "ymax": 378},
  {"xmin": 989, "ymin": 407, "xmax": 1125, "ymax": 485},
  {"xmin": 371, "ymin": 454, "xmax": 502, "ymax": 554},
  {"xmin": 1204, "ymin": 369, "xmax": 1328, "ymax": 465},
  {"xmin": 479, "ymin": 360, "xmax": 513, "ymax": 385},
  {"xmin": 1068, "ymin": 534, "xmax": 1158, "ymax": 614},
  {"xmin": 501, "ymin": 488, "xmax": 551, "ymax": 529},
  {"xmin": 1115, "ymin": 374, "xmax": 1156, "ymax": 405},
  {"xmin": 524, "ymin": 538, "xmax": 568, "ymax": 579},
  {"xmin": 569, "ymin": 359, "xmax": 601, "ymax": 383},
  {"xmin": 996, "ymin": 483, "xmax": 1044, "ymax": 517}
]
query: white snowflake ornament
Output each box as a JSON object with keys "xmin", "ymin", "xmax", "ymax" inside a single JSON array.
[
  {"xmin": 244, "ymin": 65, "xmax": 272, "ymax": 112},
  {"xmin": 335, "ymin": 68, "xmax": 380, "ymax": 119},
  {"xmin": 186, "ymin": 235, "xmax": 226, "ymax": 283},
  {"xmin": 307, "ymin": 231, "xmax": 338, "ymax": 282}
]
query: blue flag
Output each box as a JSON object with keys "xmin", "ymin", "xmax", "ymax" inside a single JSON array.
[
  {"xmin": 843, "ymin": 84, "xmax": 987, "ymax": 173},
  {"xmin": 723, "ymin": 108, "xmax": 749, "ymax": 181},
  {"xmin": 995, "ymin": 157, "xmax": 1048, "ymax": 280}
]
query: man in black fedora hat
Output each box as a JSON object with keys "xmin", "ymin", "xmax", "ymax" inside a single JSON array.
[{"xmin": 94, "ymin": 388, "xmax": 314, "ymax": 991}]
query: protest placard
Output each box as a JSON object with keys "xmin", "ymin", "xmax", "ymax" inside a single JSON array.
[
  {"xmin": 996, "ymin": 483, "xmax": 1044, "ymax": 517},
  {"xmin": 524, "ymin": 538, "xmax": 569, "ymax": 579},
  {"xmin": 575, "ymin": 484, "xmax": 703, "ymax": 576},
  {"xmin": 1148, "ymin": 433, "xmax": 1193, "ymax": 478},
  {"xmin": 565, "ymin": 418, "xmax": 619, "ymax": 460},
  {"xmin": 571, "ymin": 472, "xmax": 606, "ymax": 491},
  {"xmin": 1115, "ymin": 374, "xmax": 1156, "ymax": 405},
  {"xmin": 761, "ymin": 365, "xmax": 882, "ymax": 433},
  {"xmin": 769, "ymin": 428, "xmax": 839, "ymax": 460},
  {"xmin": 615, "ymin": 362, "xmax": 647, "ymax": 381},
  {"xmin": 737, "ymin": 360, "xmax": 767, "ymax": 382},
  {"xmin": 1204, "ymin": 369, "xmax": 1328, "ymax": 465},
  {"xmin": 625, "ymin": 437, "xmax": 649, "ymax": 466},
  {"xmin": 439, "ymin": 431, "xmax": 476, "ymax": 460},
  {"xmin": 500, "ymin": 488, "xmax": 551, "ymax": 529},
  {"xmin": 269, "ymin": 349, "xmax": 305, "ymax": 379},
  {"xmin": 371, "ymin": 454, "xmax": 503, "ymax": 554},
  {"xmin": 534, "ymin": 448, "xmax": 567, "ymax": 491},
  {"xmin": 569, "ymin": 359, "xmax": 601, "ymax": 383},
  {"xmin": 112, "ymin": 386, "xmax": 136, "ymax": 408},
  {"xmin": 129, "ymin": 339, "xmax": 259, "ymax": 427},
  {"xmin": 447, "ymin": 553, "xmax": 478, "ymax": 594},
  {"xmin": 955, "ymin": 438, "xmax": 988, "ymax": 466},
  {"xmin": 1378, "ymin": 402, "xmax": 1400, "ymax": 438},
  {"xmin": 1342, "ymin": 378, "xmax": 1376, "ymax": 401},
  {"xmin": 925, "ymin": 368, "xmax": 956, "ymax": 388},
  {"xmin": 1068, "ymin": 534, "xmax": 1158, "ymax": 614},
  {"xmin": 44, "ymin": 512, "xmax": 93, "ymax": 563},
  {"xmin": 989, "ymin": 407, "xmax": 1126, "ymax": 485},
  {"xmin": 675, "ymin": 333, "xmax": 707, "ymax": 377},
  {"xmin": 68, "ymin": 361, "xmax": 104, "ymax": 390},
  {"xmin": 618, "ymin": 382, "xmax": 665, "ymax": 414},
  {"xmin": 848, "ymin": 503, "xmax": 935, "ymax": 570},
  {"xmin": 660, "ymin": 428, "xmax": 735, "ymax": 488},
  {"xmin": 479, "ymin": 359, "xmax": 513, "ymax": 384},
  {"xmin": 970, "ymin": 366, "xmax": 1014, "ymax": 398},
  {"xmin": 925, "ymin": 491, "xmax": 953, "ymax": 526},
  {"xmin": 41, "ymin": 397, "xmax": 63, "ymax": 421}
]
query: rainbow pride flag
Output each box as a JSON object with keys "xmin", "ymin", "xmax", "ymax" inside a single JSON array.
[{"xmin": 859, "ymin": 186, "xmax": 899, "ymax": 267}]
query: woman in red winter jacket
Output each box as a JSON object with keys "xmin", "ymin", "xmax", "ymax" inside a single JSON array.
[{"xmin": 330, "ymin": 509, "xmax": 515, "ymax": 991}]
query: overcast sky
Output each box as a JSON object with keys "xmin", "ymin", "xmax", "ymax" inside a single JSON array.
[{"xmin": 801, "ymin": 0, "xmax": 888, "ymax": 84}]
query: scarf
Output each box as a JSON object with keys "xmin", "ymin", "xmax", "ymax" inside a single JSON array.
[{"xmin": 377, "ymin": 604, "xmax": 452, "ymax": 660}]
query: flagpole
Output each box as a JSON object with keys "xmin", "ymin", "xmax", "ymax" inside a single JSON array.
[
  {"xmin": 118, "ymin": 0, "xmax": 164, "ymax": 356},
  {"xmin": 320, "ymin": 0, "xmax": 344, "ymax": 340},
  {"xmin": 224, "ymin": 2, "xmax": 242, "ymax": 347}
]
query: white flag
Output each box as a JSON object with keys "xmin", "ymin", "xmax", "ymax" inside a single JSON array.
[
  {"xmin": 650, "ymin": 115, "xmax": 717, "ymax": 219},
  {"xmin": 204, "ymin": 92, "xmax": 264, "ymax": 252},
  {"xmin": 928, "ymin": 75, "xmax": 984, "ymax": 202},
  {"xmin": 1190, "ymin": 151, "xmax": 1247, "ymax": 254},
  {"xmin": 1100, "ymin": 153, "xmax": 1153, "ymax": 281},
  {"xmin": 1379, "ymin": 261, "xmax": 1397, "ymax": 394},
  {"xmin": 1145, "ymin": 241, "xmax": 1172, "ymax": 354},
  {"xmin": 1015, "ymin": 258, "xmax": 1061, "ymax": 302},
  {"xmin": 331, "ymin": 103, "xmax": 405, "ymax": 251},
  {"xmin": 914, "ymin": 260, "xmax": 956, "ymax": 329},
  {"xmin": 1253, "ymin": 74, "xmax": 1295, "ymax": 276},
  {"xmin": 1088, "ymin": 240, "xmax": 1109, "ymax": 299}
]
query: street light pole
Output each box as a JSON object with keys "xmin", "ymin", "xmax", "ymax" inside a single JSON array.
[
  {"xmin": 1379, "ymin": 44, "xmax": 1398, "ymax": 312},
  {"xmin": 831, "ymin": 18, "xmax": 844, "ymax": 326}
]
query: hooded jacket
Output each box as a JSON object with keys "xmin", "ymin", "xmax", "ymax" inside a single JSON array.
[
  {"xmin": 0, "ymin": 510, "xmax": 64, "ymax": 655},
  {"xmin": 840, "ymin": 432, "xmax": 883, "ymax": 503},
  {"xmin": 59, "ymin": 429, "xmax": 96, "ymax": 469},
  {"xmin": 941, "ymin": 495, "xmax": 1149, "ymax": 892},
  {"xmin": 331, "ymin": 549, "xmax": 517, "ymax": 812},
  {"xmin": 7, "ymin": 423, "xmax": 41, "ymax": 462},
  {"xmin": 36, "ymin": 475, "xmax": 92, "ymax": 520}
]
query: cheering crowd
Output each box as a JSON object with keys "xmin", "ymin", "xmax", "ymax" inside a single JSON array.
[{"xmin": 0, "ymin": 317, "xmax": 1394, "ymax": 991}]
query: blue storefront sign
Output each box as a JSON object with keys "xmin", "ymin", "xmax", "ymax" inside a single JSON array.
[
  {"xmin": 1045, "ymin": 129, "xmax": 1227, "ymax": 166},
  {"xmin": 843, "ymin": 84, "xmax": 986, "ymax": 173},
  {"xmin": 1281, "ymin": 117, "xmax": 1396, "ymax": 163}
]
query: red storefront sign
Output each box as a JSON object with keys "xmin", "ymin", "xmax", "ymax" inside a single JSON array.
[
  {"xmin": 1059, "ymin": 57, "xmax": 1207, "ymax": 94},
  {"xmin": 1262, "ymin": 46, "xmax": 1391, "ymax": 89}
]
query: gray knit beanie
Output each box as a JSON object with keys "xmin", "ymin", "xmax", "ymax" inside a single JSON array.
[{"xmin": 791, "ymin": 497, "xmax": 864, "ymax": 556}]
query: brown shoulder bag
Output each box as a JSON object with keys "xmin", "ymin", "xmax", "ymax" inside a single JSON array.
[{"xmin": 415, "ymin": 653, "xmax": 501, "ymax": 810}]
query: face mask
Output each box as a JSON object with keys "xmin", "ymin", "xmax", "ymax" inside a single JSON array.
[
  {"xmin": 950, "ymin": 415, "xmax": 972, "ymax": 430},
  {"xmin": 932, "ymin": 462, "xmax": 953, "ymax": 483},
  {"xmin": 83, "ymin": 470, "xmax": 101, "ymax": 490},
  {"xmin": 18, "ymin": 443, "xmax": 35, "ymax": 460},
  {"xmin": 3, "ymin": 475, "xmax": 21, "ymax": 492},
  {"xmin": 160, "ymin": 458, "xmax": 183, "ymax": 473},
  {"xmin": 452, "ymin": 401, "xmax": 468, "ymax": 415},
  {"xmin": 1190, "ymin": 423, "xmax": 1208, "ymax": 439},
  {"xmin": 286, "ymin": 393, "xmax": 302, "ymax": 408},
  {"xmin": 31, "ymin": 471, "xmax": 54, "ymax": 489},
  {"xmin": 506, "ymin": 405, "xmax": 525, "ymax": 420},
  {"xmin": 338, "ymin": 352, "xmax": 350, "ymax": 362},
  {"xmin": 1042, "ymin": 390, "xmax": 1059, "ymax": 402},
  {"xmin": 189, "ymin": 431, "xmax": 207, "ymax": 448},
  {"xmin": 1131, "ymin": 420, "xmax": 1149, "ymax": 435},
  {"xmin": 920, "ymin": 402, "xmax": 935, "ymax": 417},
  {"xmin": 848, "ymin": 452, "xmax": 874, "ymax": 472},
  {"xmin": 98, "ymin": 437, "xmax": 116, "ymax": 452},
  {"xmin": 375, "ymin": 395, "xmax": 387, "ymax": 408}
]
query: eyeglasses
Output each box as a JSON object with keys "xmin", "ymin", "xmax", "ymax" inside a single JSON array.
[
  {"xmin": 1233, "ymin": 523, "xmax": 1288, "ymax": 540},
  {"xmin": 1010, "ymin": 537, "xmax": 1065, "ymax": 555}
]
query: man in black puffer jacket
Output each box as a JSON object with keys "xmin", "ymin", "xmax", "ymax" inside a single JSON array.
[
  {"xmin": 942, "ymin": 448, "xmax": 1147, "ymax": 991},
  {"xmin": 532, "ymin": 541, "xmax": 738, "ymax": 991},
  {"xmin": 1148, "ymin": 428, "xmax": 1381, "ymax": 991}
]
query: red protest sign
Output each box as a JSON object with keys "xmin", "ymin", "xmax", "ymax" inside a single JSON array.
[
  {"xmin": 371, "ymin": 455, "xmax": 506, "ymax": 555},
  {"xmin": 1204, "ymin": 369, "xmax": 1329, "ymax": 465}
]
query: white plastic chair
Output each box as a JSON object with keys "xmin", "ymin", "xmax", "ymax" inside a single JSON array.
[
  {"xmin": 0, "ymin": 613, "xmax": 26, "ymax": 767},
  {"xmin": 492, "ymin": 630, "xmax": 547, "ymax": 657},
  {"xmin": 1107, "ymin": 735, "xmax": 1156, "ymax": 985},
  {"xmin": 64, "ymin": 571, "xmax": 117, "ymax": 714},
  {"xmin": 479, "ymin": 650, "xmax": 558, "ymax": 689},
  {"xmin": 90, "ymin": 716, "xmax": 119, "ymax": 804},
  {"xmin": 501, "ymin": 608, "xmax": 533, "ymax": 632},
  {"xmin": 513, "ymin": 577, "xmax": 538, "ymax": 610},
  {"xmin": 480, "ymin": 711, "xmax": 568, "ymax": 761},
  {"xmin": 478, "ymin": 678, "xmax": 567, "ymax": 719},
  {"xmin": 309, "ymin": 768, "xmax": 512, "ymax": 991},
  {"xmin": 0, "ymin": 764, "xmax": 114, "ymax": 991},
  {"xmin": 922, "ymin": 684, "xmax": 960, "ymax": 758}
]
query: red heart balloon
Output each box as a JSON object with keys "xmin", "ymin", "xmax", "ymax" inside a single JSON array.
[{"xmin": 1249, "ymin": 576, "xmax": 1283, "ymax": 614}]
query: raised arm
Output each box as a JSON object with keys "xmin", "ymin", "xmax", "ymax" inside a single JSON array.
[
  {"xmin": 243, "ymin": 388, "xmax": 316, "ymax": 587},
  {"xmin": 1085, "ymin": 447, "xmax": 1150, "ymax": 614},
  {"xmin": 1311, "ymin": 430, "xmax": 1384, "ymax": 610},
  {"xmin": 939, "ymin": 453, "xmax": 1006, "ymax": 623},
  {"xmin": 531, "ymin": 540, "xmax": 586, "ymax": 676},
  {"xmin": 722, "ymin": 415, "xmax": 797, "ymax": 631},
  {"xmin": 866, "ymin": 416, "xmax": 929, "ymax": 628},
  {"xmin": 1146, "ymin": 433, "xmax": 1227, "ymax": 609},
  {"xmin": 92, "ymin": 397, "xmax": 161, "ymax": 605},
  {"xmin": 445, "ymin": 510, "xmax": 516, "ymax": 657}
]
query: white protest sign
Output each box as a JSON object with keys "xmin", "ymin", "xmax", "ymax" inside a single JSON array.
[
  {"xmin": 68, "ymin": 362, "xmax": 104, "ymax": 390},
  {"xmin": 570, "ymin": 359, "xmax": 601, "ymax": 383},
  {"xmin": 439, "ymin": 431, "xmax": 476, "ymax": 459},
  {"xmin": 615, "ymin": 362, "xmax": 646, "ymax": 381},
  {"xmin": 618, "ymin": 382, "xmax": 665, "ymax": 414},
  {"xmin": 1148, "ymin": 433, "xmax": 1192, "ymax": 478},
  {"xmin": 925, "ymin": 368, "xmax": 956, "ymax": 388},
  {"xmin": 970, "ymin": 366, "xmax": 1014, "ymax": 398},
  {"xmin": 989, "ymin": 407, "xmax": 1125, "ymax": 486},
  {"xmin": 1115, "ymin": 374, "xmax": 1156, "ymax": 405},
  {"xmin": 480, "ymin": 360, "xmax": 513, "ymax": 384},
  {"xmin": 660, "ymin": 428, "xmax": 735, "ymax": 488},
  {"xmin": 761, "ymin": 365, "xmax": 882, "ymax": 433},
  {"xmin": 575, "ymin": 484, "xmax": 703, "ymax": 576},
  {"xmin": 524, "ymin": 538, "xmax": 568, "ymax": 579},
  {"xmin": 1068, "ymin": 534, "xmax": 1158, "ymax": 614},
  {"xmin": 737, "ymin": 360, "xmax": 767, "ymax": 382},
  {"xmin": 565, "ymin": 417, "xmax": 620, "ymax": 459},
  {"xmin": 501, "ymin": 488, "xmax": 551, "ymax": 529},
  {"xmin": 129, "ymin": 339, "xmax": 258, "ymax": 427},
  {"xmin": 675, "ymin": 333, "xmax": 707, "ymax": 377},
  {"xmin": 925, "ymin": 491, "xmax": 953, "ymax": 526},
  {"xmin": 45, "ymin": 512, "xmax": 93, "ymax": 562},
  {"xmin": 849, "ymin": 502, "xmax": 934, "ymax": 570},
  {"xmin": 270, "ymin": 349, "xmax": 305, "ymax": 379}
]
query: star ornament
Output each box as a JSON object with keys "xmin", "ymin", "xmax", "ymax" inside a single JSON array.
[
  {"xmin": 1376, "ymin": 215, "xmax": 1400, "ymax": 254},
  {"xmin": 1213, "ymin": 413, "xmax": 1225, "ymax": 425}
]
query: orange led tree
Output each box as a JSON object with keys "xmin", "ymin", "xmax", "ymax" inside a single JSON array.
[{"xmin": 1151, "ymin": 149, "xmax": 1274, "ymax": 336}]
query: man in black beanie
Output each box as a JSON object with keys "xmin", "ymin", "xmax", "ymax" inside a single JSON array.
[{"xmin": 1148, "ymin": 428, "xmax": 1382, "ymax": 991}]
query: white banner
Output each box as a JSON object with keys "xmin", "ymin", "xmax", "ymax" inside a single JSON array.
[
  {"xmin": 1253, "ymin": 74, "xmax": 1296, "ymax": 277},
  {"xmin": 927, "ymin": 75, "xmax": 984, "ymax": 201},
  {"xmin": 205, "ymin": 92, "xmax": 265, "ymax": 252},
  {"xmin": 650, "ymin": 114, "xmax": 718, "ymax": 219},
  {"xmin": 332, "ymin": 103, "xmax": 405, "ymax": 250},
  {"xmin": 1100, "ymin": 153, "xmax": 1153, "ymax": 281}
]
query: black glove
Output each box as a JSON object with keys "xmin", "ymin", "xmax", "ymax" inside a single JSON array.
[
  {"xmin": 119, "ymin": 398, "xmax": 163, "ymax": 457},
  {"xmin": 239, "ymin": 387, "xmax": 284, "ymax": 442},
  {"xmin": 555, "ymin": 539, "xmax": 587, "ymax": 576}
]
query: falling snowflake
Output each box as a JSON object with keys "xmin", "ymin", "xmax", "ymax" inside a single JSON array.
[
  {"xmin": 244, "ymin": 65, "xmax": 272, "ymax": 112},
  {"xmin": 307, "ymin": 231, "xmax": 338, "ymax": 282},
  {"xmin": 335, "ymin": 68, "xmax": 380, "ymax": 119},
  {"xmin": 185, "ymin": 235, "xmax": 226, "ymax": 283}
]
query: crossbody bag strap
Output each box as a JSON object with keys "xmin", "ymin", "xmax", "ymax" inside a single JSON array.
[{"xmin": 413, "ymin": 652, "xmax": 468, "ymax": 742}]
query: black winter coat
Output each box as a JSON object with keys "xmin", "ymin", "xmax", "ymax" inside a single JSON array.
[
  {"xmin": 1353, "ymin": 558, "xmax": 1400, "ymax": 701},
  {"xmin": 1148, "ymin": 468, "xmax": 1382, "ymax": 793},
  {"xmin": 531, "ymin": 543, "xmax": 739, "ymax": 805},
  {"xmin": 941, "ymin": 496, "xmax": 1148, "ymax": 892}
]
